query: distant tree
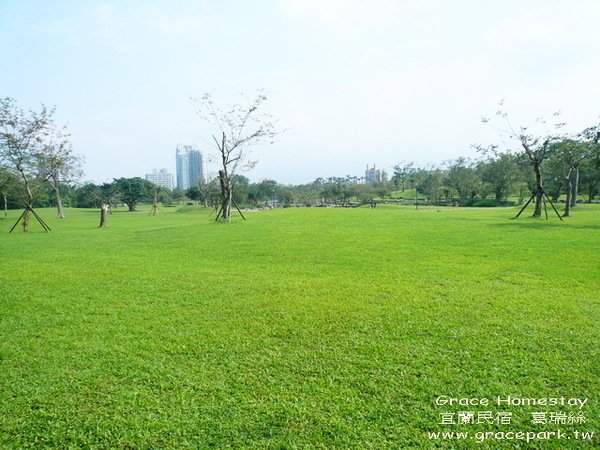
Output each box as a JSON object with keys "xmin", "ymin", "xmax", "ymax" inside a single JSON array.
[
  {"xmin": 185, "ymin": 185, "xmax": 202, "ymax": 204},
  {"xmin": 579, "ymin": 156, "xmax": 600, "ymax": 202},
  {"xmin": 444, "ymin": 158, "xmax": 482, "ymax": 205},
  {"xmin": 231, "ymin": 174, "xmax": 251, "ymax": 207},
  {"xmin": 39, "ymin": 125, "xmax": 83, "ymax": 218},
  {"xmin": 171, "ymin": 188, "xmax": 186, "ymax": 204},
  {"xmin": 416, "ymin": 168, "xmax": 443, "ymax": 204},
  {"xmin": 373, "ymin": 179, "xmax": 394, "ymax": 203},
  {"xmin": 74, "ymin": 183, "xmax": 101, "ymax": 208},
  {"xmin": 194, "ymin": 91, "xmax": 277, "ymax": 222},
  {"xmin": 113, "ymin": 177, "xmax": 154, "ymax": 212},
  {"xmin": 547, "ymin": 139, "xmax": 589, "ymax": 216},
  {"xmin": 0, "ymin": 167, "xmax": 19, "ymax": 218},
  {"xmin": 392, "ymin": 161, "xmax": 416, "ymax": 191},
  {"xmin": 250, "ymin": 179, "xmax": 278, "ymax": 205},
  {"xmin": 276, "ymin": 185, "xmax": 297, "ymax": 206},
  {"xmin": 197, "ymin": 177, "xmax": 219, "ymax": 208},
  {"xmin": 578, "ymin": 123, "xmax": 600, "ymax": 203},
  {"xmin": 476, "ymin": 153, "xmax": 518, "ymax": 201},
  {"xmin": 156, "ymin": 187, "xmax": 173, "ymax": 207}
]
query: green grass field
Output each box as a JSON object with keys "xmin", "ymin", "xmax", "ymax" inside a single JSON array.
[{"xmin": 1, "ymin": 205, "xmax": 598, "ymax": 449}]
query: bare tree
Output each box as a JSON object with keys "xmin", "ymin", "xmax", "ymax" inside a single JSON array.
[
  {"xmin": 194, "ymin": 91, "xmax": 277, "ymax": 222},
  {"xmin": 481, "ymin": 101, "xmax": 566, "ymax": 218},
  {"xmin": 0, "ymin": 98, "xmax": 54, "ymax": 231}
]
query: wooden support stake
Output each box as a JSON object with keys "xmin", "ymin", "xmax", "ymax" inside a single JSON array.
[{"xmin": 515, "ymin": 194, "xmax": 535, "ymax": 218}]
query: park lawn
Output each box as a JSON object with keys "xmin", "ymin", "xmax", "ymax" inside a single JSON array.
[{"xmin": 0, "ymin": 205, "xmax": 598, "ymax": 449}]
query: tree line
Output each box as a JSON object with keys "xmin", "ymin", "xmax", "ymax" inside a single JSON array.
[{"xmin": 2, "ymin": 95, "xmax": 599, "ymax": 230}]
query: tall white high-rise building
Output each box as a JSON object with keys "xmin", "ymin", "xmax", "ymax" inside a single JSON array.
[
  {"xmin": 145, "ymin": 168, "xmax": 175, "ymax": 190},
  {"xmin": 175, "ymin": 144, "xmax": 205, "ymax": 190},
  {"xmin": 365, "ymin": 164, "xmax": 382, "ymax": 184}
]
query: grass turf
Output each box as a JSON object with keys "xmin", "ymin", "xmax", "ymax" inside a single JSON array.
[{"xmin": 0, "ymin": 205, "xmax": 598, "ymax": 449}]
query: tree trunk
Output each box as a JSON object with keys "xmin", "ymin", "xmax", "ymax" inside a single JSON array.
[
  {"xmin": 19, "ymin": 170, "xmax": 34, "ymax": 232},
  {"xmin": 99, "ymin": 203, "xmax": 109, "ymax": 227},
  {"xmin": 563, "ymin": 177, "xmax": 572, "ymax": 217},
  {"xmin": 22, "ymin": 199, "xmax": 34, "ymax": 232},
  {"xmin": 532, "ymin": 161, "xmax": 543, "ymax": 218},
  {"xmin": 227, "ymin": 182, "xmax": 232, "ymax": 223},
  {"xmin": 55, "ymin": 191, "xmax": 64, "ymax": 218},
  {"xmin": 570, "ymin": 166, "xmax": 579, "ymax": 208},
  {"xmin": 3, "ymin": 193, "xmax": 7, "ymax": 219},
  {"xmin": 218, "ymin": 169, "xmax": 231, "ymax": 221},
  {"xmin": 51, "ymin": 175, "xmax": 65, "ymax": 218}
]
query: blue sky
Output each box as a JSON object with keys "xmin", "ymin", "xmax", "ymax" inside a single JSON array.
[{"xmin": 2, "ymin": 0, "xmax": 600, "ymax": 184}]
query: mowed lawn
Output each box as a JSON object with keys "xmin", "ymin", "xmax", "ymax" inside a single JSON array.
[{"xmin": 0, "ymin": 205, "xmax": 598, "ymax": 449}]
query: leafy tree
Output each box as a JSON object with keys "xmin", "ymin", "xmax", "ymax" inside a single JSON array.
[
  {"xmin": 74, "ymin": 183, "xmax": 101, "ymax": 208},
  {"xmin": 416, "ymin": 168, "xmax": 443, "ymax": 204},
  {"xmin": 39, "ymin": 125, "xmax": 83, "ymax": 218},
  {"xmin": 0, "ymin": 167, "xmax": 19, "ymax": 218},
  {"xmin": 578, "ymin": 123, "xmax": 600, "ymax": 203},
  {"xmin": 579, "ymin": 156, "xmax": 600, "ymax": 202},
  {"xmin": 185, "ymin": 185, "xmax": 202, "ymax": 204},
  {"xmin": 113, "ymin": 177, "xmax": 154, "ymax": 211},
  {"xmin": 444, "ymin": 158, "xmax": 482, "ymax": 205},
  {"xmin": 249, "ymin": 179, "xmax": 278, "ymax": 205},
  {"xmin": 231, "ymin": 174, "xmax": 251, "ymax": 207},
  {"xmin": 476, "ymin": 153, "xmax": 517, "ymax": 201},
  {"xmin": 171, "ymin": 188, "xmax": 186, "ymax": 204},
  {"xmin": 276, "ymin": 185, "xmax": 297, "ymax": 206},
  {"xmin": 392, "ymin": 161, "xmax": 416, "ymax": 191}
]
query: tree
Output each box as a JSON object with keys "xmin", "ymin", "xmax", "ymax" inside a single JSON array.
[
  {"xmin": 171, "ymin": 188, "xmax": 186, "ymax": 205},
  {"xmin": 195, "ymin": 91, "xmax": 277, "ymax": 222},
  {"xmin": 231, "ymin": 174, "xmax": 251, "ymax": 207},
  {"xmin": 185, "ymin": 185, "xmax": 202, "ymax": 204},
  {"xmin": 113, "ymin": 177, "xmax": 153, "ymax": 212},
  {"xmin": 476, "ymin": 153, "xmax": 518, "ymax": 201},
  {"xmin": 444, "ymin": 158, "xmax": 482, "ymax": 205},
  {"xmin": 579, "ymin": 155, "xmax": 600, "ymax": 202},
  {"xmin": 547, "ymin": 139, "xmax": 589, "ymax": 217},
  {"xmin": 578, "ymin": 123, "xmax": 600, "ymax": 203},
  {"xmin": 39, "ymin": 125, "xmax": 83, "ymax": 218},
  {"xmin": 392, "ymin": 161, "xmax": 416, "ymax": 191},
  {"xmin": 98, "ymin": 183, "xmax": 119, "ymax": 227},
  {"xmin": 249, "ymin": 179, "xmax": 278, "ymax": 205},
  {"xmin": 74, "ymin": 182, "xmax": 101, "ymax": 208},
  {"xmin": 0, "ymin": 98, "xmax": 56, "ymax": 231},
  {"xmin": 416, "ymin": 168, "xmax": 442, "ymax": 204},
  {"xmin": 481, "ymin": 102, "xmax": 566, "ymax": 218},
  {"xmin": 0, "ymin": 167, "xmax": 19, "ymax": 218},
  {"xmin": 194, "ymin": 177, "xmax": 219, "ymax": 208}
]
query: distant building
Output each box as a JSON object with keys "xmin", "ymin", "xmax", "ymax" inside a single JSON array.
[
  {"xmin": 365, "ymin": 164, "xmax": 383, "ymax": 184},
  {"xmin": 145, "ymin": 168, "xmax": 175, "ymax": 190},
  {"xmin": 175, "ymin": 144, "xmax": 205, "ymax": 190}
]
